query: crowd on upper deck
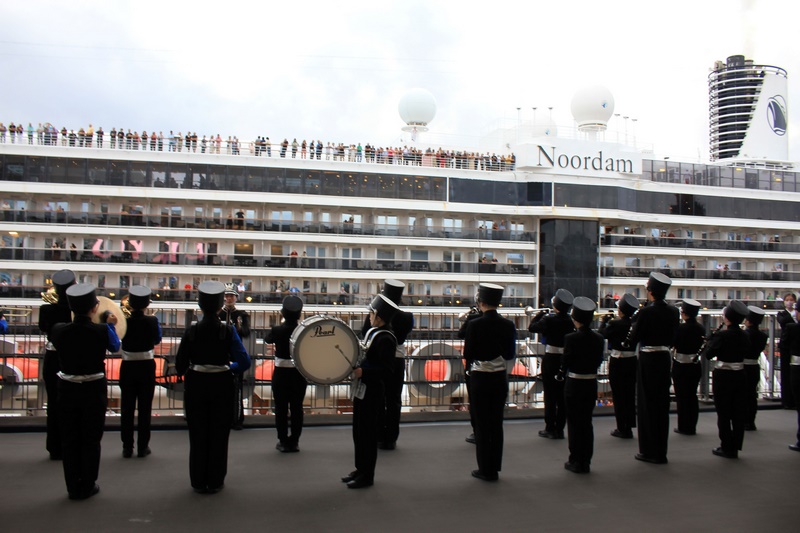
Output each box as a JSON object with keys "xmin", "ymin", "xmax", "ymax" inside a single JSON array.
[{"xmin": 0, "ymin": 121, "xmax": 516, "ymax": 172}]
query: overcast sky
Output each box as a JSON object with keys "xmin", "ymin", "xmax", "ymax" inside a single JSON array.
[{"xmin": 2, "ymin": 0, "xmax": 798, "ymax": 162}]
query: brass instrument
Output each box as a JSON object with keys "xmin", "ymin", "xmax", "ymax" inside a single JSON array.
[
  {"xmin": 91, "ymin": 296, "xmax": 127, "ymax": 340},
  {"xmin": 0, "ymin": 307, "xmax": 33, "ymax": 318},
  {"xmin": 41, "ymin": 287, "xmax": 59, "ymax": 304},
  {"xmin": 458, "ymin": 306, "xmax": 481, "ymax": 322},
  {"xmin": 524, "ymin": 306, "xmax": 551, "ymax": 317},
  {"xmin": 120, "ymin": 295, "xmax": 133, "ymax": 318}
]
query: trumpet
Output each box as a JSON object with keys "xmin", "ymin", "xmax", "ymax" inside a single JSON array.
[
  {"xmin": 524, "ymin": 307, "xmax": 551, "ymax": 317},
  {"xmin": 458, "ymin": 306, "xmax": 481, "ymax": 322}
]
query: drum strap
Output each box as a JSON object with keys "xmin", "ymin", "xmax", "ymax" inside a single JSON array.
[{"xmin": 364, "ymin": 327, "xmax": 397, "ymax": 351}]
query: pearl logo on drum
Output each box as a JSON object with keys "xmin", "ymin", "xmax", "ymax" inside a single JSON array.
[{"xmin": 311, "ymin": 324, "xmax": 337, "ymax": 337}]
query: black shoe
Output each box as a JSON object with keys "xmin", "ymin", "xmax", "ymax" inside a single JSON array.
[
  {"xmin": 206, "ymin": 484, "xmax": 224, "ymax": 494},
  {"xmin": 538, "ymin": 430, "xmax": 555, "ymax": 439},
  {"xmin": 788, "ymin": 443, "xmax": 800, "ymax": 452},
  {"xmin": 564, "ymin": 461, "xmax": 590, "ymax": 474},
  {"xmin": 122, "ymin": 448, "xmax": 133, "ymax": 459},
  {"xmin": 554, "ymin": 431, "xmax": 565, "ymax": 440},
  {"xmin": 471, "ymin": 470, "xmax": 499, "ymax": 482},
  {"xmin": 465, "ymin": 433, "xmax": 476, "ymax": 444},
  {"xmin": 634, "ymin": 453, "xmax": 668, "ymax": 464},
  {"xmin": 743, "ymin": 424, "xmax": 757, "ymax": 431},
  {"xmin": 69, "ymin": 484, "xmax": 100, "ymax": 500},
  {"xmin": 378, "ymin": 441, "xmax": 396, "ymax": 450},
  {"xmin": 49, "ymin": 453, "xmax": 62, "ymax": 461},
  {"xmin": 231, "ymin": 424, "xmax": 244, "ymax": 431},
  {"xmin": 712, "ymin": 447, "xmax": 738, "ymax": 459},
  {"xmin": 192, "ymin": 486, "xmax": 208, "ymax": 494},
  {"xmin": 673, "ymin": 428, "xmax": 696, "ymax": 436},
  {"xmin": 137, "ymin": 447, "xmax": 151, "ymax": 458},
  {"xmin": 346, "ymin": 476, "xmax": 374, "ymax": 489},
  {"xmin": 611, "ymin": 429, "xmax": 634, "ymax": 439},
  {"xmin": 341, "ymin": 470, "xmax": 359, "ymax": 483}
]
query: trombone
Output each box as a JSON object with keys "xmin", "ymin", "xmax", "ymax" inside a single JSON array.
[{"xmin": 1, "ymin": 307, "xmax": 33, "ymax": 318}]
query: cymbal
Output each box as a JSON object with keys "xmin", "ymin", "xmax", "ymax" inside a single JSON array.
[{"xmin": 93, "ymin": 296, "xmax": 127, "ymax": 340}]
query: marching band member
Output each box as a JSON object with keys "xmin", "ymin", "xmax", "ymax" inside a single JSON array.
[
  {"xmin": 38, "ymin": 269, "xmax": 76, "ymax": 460},
  {"xmin": 671, "ymin": 299, "xmax": 705, "ymax": 436},
  {"xmin": 464, "ymin": 283, "xmax": 516, "ymax": 482},
  {"xmin": 563, "ymin": 297, "xmax": 604, "ymax": 474},
  {"xmin": 266, "ymin": 295, "xmax": 306, "ymax": 453},
  {"xmin": 177, "ymin": 281, "xmax": 250, "ymax": 494},
  {"xmin": 743, "ymin": 306, "xmax": 768, "ymax": 431},
  {"xmin": 784, "ymin": 314, "xmax": 800, "ymax": 451},
  {"xmin": 528, "ymin": 289, "xmax": 574, "ymax": 439},
  {"xmin": 777, "ymin": 292, "xmax": 798, "ymax": 409},
  {"xmin": 599, "ymin": 293, "xmax": 639, "ymax": 439},
  {"xmin": 624, "ymin": 272, "xmax": 679, "ymax": 464},
  {"xmin": 219, "ymin": 283, "xmax": 251, "ymax": 430},
  {"xmin": 343, "ymin": 294, "xmax": 400, "ymax": 489},
  {"xmin": 120, "ymin": 286, "xmax": 162, "ymax": 458},
  {"xmin": 702, "ymin": 300, "xmax": 750, "ymax": 459},
  {"xmin": 458, "ymin": 302, "xmax": 482, "ymax": 444},
  {"xmin": 50, "ymin": 283, "xmax": 120, "ymax": 500}
]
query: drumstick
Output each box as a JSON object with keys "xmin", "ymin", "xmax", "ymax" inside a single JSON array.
[{"xmin": 334, "ymin": 344, "xmax": 358, "ymax": 369}]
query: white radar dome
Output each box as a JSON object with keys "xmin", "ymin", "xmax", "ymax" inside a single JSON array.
[
  {"xmin": 399, "ymin": 88, "xmax": 437, "ymax": 127},
  {"xmin": 570, "ymin": 85, "xmax": 615, "ymax": 131}
]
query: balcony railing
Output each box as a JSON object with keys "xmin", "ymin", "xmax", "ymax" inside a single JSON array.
[
  {"xmin": 602, "ymin": 233, "xmax": 800, "ymax": 254},
  {"xmin": 600, "ymin": 266, "xmax": 800, "ymax": 283}
]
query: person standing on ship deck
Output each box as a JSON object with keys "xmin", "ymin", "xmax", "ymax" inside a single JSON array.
[
  {"xmin": 599, "ymin": 293, "xmax": 639, "ymax": 439},
  {"xmin": 671, "ymin": 299, "xmax": 705, "ymax": 436}
]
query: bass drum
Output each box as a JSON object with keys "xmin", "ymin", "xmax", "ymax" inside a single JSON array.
[{"xmin": 290, "ymin": 315, "xmax": 360, "ymax": 385}]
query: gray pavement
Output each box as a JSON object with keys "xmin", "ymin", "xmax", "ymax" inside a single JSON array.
[{"xmin": 2, "ymin": 409, "xmax": 799, "ymax": 533}]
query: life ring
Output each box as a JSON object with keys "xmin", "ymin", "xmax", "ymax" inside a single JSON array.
[{"xmin": 407, "ymin": 341, "xmax": 465, "ymax": 398}]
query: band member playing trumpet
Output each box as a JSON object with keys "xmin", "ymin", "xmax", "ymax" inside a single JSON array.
[
  {"xmin": 671, "ymin": 299, "xmax": 705, "ymax": 436},
  {"xmin": 38, "ymin": 269, "xmax": 75, "ymax": 460},
  {"xmin": 177, "ymin": 281, "xmax": 250, "ymax": 494},
  {"xmin": 343, "ymin": 294, "xmax": 400, "ymax": 489},
  {"xmin": 464, "ymin": 283, "xmax": 516, "ymax": 481},
  {"xmin": 266, "ymin": 295, "xmax": 306, "ymax": 453},
  {"xmin": 458, "ymin": 303, "xmax": 482, "ymax": 444},
  {"xmin": 702, "ymin": 300, "xmax": 750, "ymax": 459},
  {"xmin": 563, "ymin": 297, "xmax": 604, "ymax": 474},
  {"xmin": 120, "ymin": 286, "xmax": 162, "ymax": 458},
  {"xmin": 743, "ymin": 306, "xmax": 768, "ymax": 431},
  {"xmin": 219, "ymin": 283, "xmax": 251, "ymax": 430},
  {"xmin": 624, "ymin": 272, "xmax": 679, "ymax": 465},
  {"xmin": 50, "ymin": 283, "xmax": 121, "ymax": 500},
  {"xmin": 528, "ymin": 289, "xmax": 575, "ymax": 439},
  {"xmin": 599, "ymin": 293, "xmax": 639, "ymax": 439}
]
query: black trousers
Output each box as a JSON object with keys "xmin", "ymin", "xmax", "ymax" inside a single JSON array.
[
  {"xmin": 791, "ymin": 365, "xmax": 800, "ymax": 444},
  {"xmin": 379, "ymin": 358, "xmax": 406, "ymax": 444},
  {"xmin": 712, "ymin": 368, "xmax": 746, "ymax": 454},
  {"xmin": 58, "ymin": 378, "xmax": 107, "ymax": 496},
  {"xmin": 43, "ymin": 350, "xmax": 61, "ymax": 456},
  {"xmin": 541, "ymin": 354, "xmax": 566, "ymax": 433},
  {"xmin": 471, "ymin": 371, "xmax": 508, "ymax": 475},
  {"xmin": 465, "ymin": 371, "xmax": 476, "ymax": 432},
  {"xmin": 272, "ymin": 366, "xmax": 308, "ymax": 445},
  {"xmin": 565, "ymin": 377, "xmax": 597, "ymax": 467},
  {"xmin": 609, "ymin": 356, "xmax": 637, "ymax": 433},
  {"xmin": 672, "ymin": 361, "xmax": 701, "ymax": 434},
  {"xmin": 352, "ymin": 378, "xmax": 385, "ymax": 480},
  {"xmin": 637, "ymin": 351, "xmax": 672, "ymax": 460},
  {"xmin": 743, "ymin": 364, "xmax": 761, "ymax": 428},
  {"xmin": 185, "ymin": 371, "xmax": 234, "ymax": 490},
  {"xmin": 120, "ymin": 359, "xmax": 156, "ymax": 452},
  {"xmin": 780, "ymin": 347, "xmax": 795, "ymax": 408}
]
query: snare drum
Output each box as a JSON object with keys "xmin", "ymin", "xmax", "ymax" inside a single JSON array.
[{"xmin": 290, "ymin": 315, "xmax": 360, "ymax": 384}]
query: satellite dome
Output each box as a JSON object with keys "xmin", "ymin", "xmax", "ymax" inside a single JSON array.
[
  {"xmin": 399, "ymin": 88, "xmax": 437, "ymax": 127},
  {"xmin": 570, "ymin": 85, "xmax": 615, "ymax": 131}
]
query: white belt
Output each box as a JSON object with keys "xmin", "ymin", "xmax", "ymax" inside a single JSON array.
[
  {"xmin": 791, "ymin": 356, "xmax": 800, "ymax": 365},
  {"xmin": 640, "ymin": 346, "xmax": 671, "ymax": 353},
  {"xmin": 610, "ymin": 349, "xmax": 636, "ymax": 358},
  {"xmin": 45, "ymin": 341, "xmax": 56, "ymax": 351},
  {"xmin": 567, "ymin": 372, "xmax": 597, "ymax": 380},
  {"xmin": 395, "ymin": 346, "xmax": 406, "ymax": 359},
  {"xmin": 743, "ymin": 359, "xmax": 760, "ymax": 366},
  {"xmin": 189, "ymin": 364, "xmax": 230, "ymax": 373},
  {"xmin": 122, "ymin": 349, "xmax": 154, "ymax": 361},
  {"xmin": 673, "ymin": 352, "xmax": 698, "ymax": 364},
  {"xmin": 274, "ymin": 357, "xmax": 295, "ymax": 368},
  {"xmin": 57, "ymin": 371, "xmax": 105, "ymax": 383},
  {"xmin": 471, "ymin": 356, "xmax": 507, "ymax": 373},
  {"xmin": 545, "ymin": 346, "xmax": 564, "ymax": 354},
  {"xmin": 714, "ymin": 361, "xmax": 744, "ymax": 371}
]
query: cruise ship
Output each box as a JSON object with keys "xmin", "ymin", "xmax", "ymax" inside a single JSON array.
[{"xmin": 0, "ymin": 54, "xmax": 798, "ymax": 414}]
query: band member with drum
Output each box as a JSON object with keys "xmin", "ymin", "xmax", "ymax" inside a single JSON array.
[
  {"xmin": 464, "ymin": 283, "xmax": 516, "ymax": 481},
  {"xmin": 361, "ymin": 279, "xmax": 413, "ymax": 451},
  {"xmin": 38, "ymin": 269, "xmax": 75, "ymax": 460},
  {"xmin": 743, "ymin": 306, "xmax": 768, "ymax": 431},
  {"xmin": 266, "ymin": 295, "xmax": 306, "ymax": 453},
  {"xmin": 671, "ymin": 299, "xmax": 705, "ymax": 436},
  {"xmin": 177, "ymin": 281, "xmax": 250, "ymax": 494},
  {"xmin": 777, "ymin": 292, "xmax": 798, "ymax": 409},
  {"xmin": 599, "ymin": 293, "xmax": 639, "ymax": 439},
  {"xmin": 343, "ymin": 294, "xmax": 400, "ymax": 489},
  {"xmin": 528, "ymin": 289, "xmax": 574, "ymax": 439},
  {"xmin": 219, "ymin": 283, "xmax": 251, "ymax": 430},
  {"xmin": 563, "ymin": 297, "xmax": 604, "ymax": 474},
  {"xmin": 702, "ymin": 300, "xmax": 750, "ymax": 459},
  {"xmin": 624, "ymin": 272, "xmax": 679, "ymax": 464},
  {"xmin": 120, "ymin": 286, "xmax": 162, "ymax": 458},
  {"xmin": 50, "ymin": 283, "xmax": 120, "ymax": 500}
]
